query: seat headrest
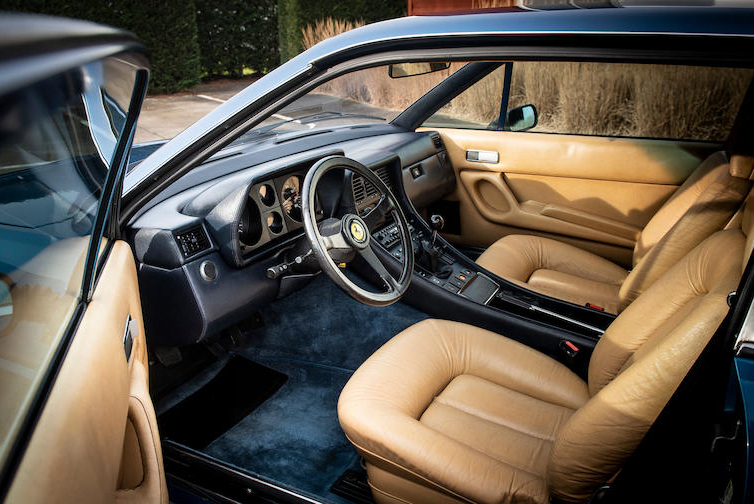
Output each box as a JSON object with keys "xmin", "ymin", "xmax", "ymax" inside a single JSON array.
[{"xmin": 730, "ymin": 153, "xmax": 754, "ymax": 180}]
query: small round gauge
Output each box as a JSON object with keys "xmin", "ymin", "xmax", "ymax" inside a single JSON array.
[
  {"xmin": 258, "ymin": 184, "xmax": 275, "ymax": 206},
  {"xmin": 267, "ymin": 211, "xmax": 283, "ymax": 234},
  {"xmin": 280, "ymin": 175, "xmax": 302, "ymax": 222},
  {"xmin": 238, "ymin": 199, "xmax": 262, "ymax": 252}
]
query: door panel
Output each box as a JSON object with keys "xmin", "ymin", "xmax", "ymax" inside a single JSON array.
[
  {"xmin": 503, "ymin": 174, "xmax": 675, "ymax": 230},
  {"xmin": 432, "ymin": 128, "xmax": 719, "ymax": 266},
  {"xmin": 6, "ymin": 241, "xmax": 167, "ymax": 504}
]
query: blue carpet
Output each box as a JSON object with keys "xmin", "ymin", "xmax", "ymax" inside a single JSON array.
[
  {"xmin": 205, "ymin": 274, "xmax": 428, "ymax": 503},
  {"xmin": 241, "ymin": 273, "xmax": 428, "ymax": 371}
]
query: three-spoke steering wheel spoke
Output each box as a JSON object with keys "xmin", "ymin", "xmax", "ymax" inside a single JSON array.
[{"xmin": 357, "ymin": 243, "xmax": 401, "ymax": 292}]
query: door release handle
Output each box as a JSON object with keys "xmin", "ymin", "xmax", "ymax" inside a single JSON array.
[
  {"xmin": 466, "ymin": 150, "xmax": 499, "ymax": 163},
  {"xmin": 123, "ymin": 315, "xmax": 138, "ymax": 362}
]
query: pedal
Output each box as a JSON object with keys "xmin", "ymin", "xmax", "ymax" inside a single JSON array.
[
  {"xmin": 236, "ymin": 311, "xmax": 265, "ymax": 333},
  {"xmin": 153, "ymin": 346, "xmax": 183, "ymax": 367}
]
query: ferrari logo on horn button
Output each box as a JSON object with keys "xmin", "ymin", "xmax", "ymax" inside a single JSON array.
[{"xmin": 350, "ymin": 220, "xmax": 366, "ymax": 243}]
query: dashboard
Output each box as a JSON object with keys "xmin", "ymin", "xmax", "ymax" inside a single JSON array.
[{"xmin": 128, "ymin": 129, "xmax": 455, "ymax": 345}]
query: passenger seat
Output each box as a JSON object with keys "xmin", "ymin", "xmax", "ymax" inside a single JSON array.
[{"xmin": 476, "ymin": 151, "xmax": 752, "ymax": 313}]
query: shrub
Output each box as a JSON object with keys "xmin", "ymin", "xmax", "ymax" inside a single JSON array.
[
  {"xmin": 119, "ymin": 0, "xmax": 202, "ymax": 94},
  {"xmin": 196, "ymin": 0, "xmax": 278, "ymax": 78},
  {"xmin": 278, "ymin": 0, "xmax": 405, "ymax": 62},
  {"xmin": 3, "ymin": 1, "xmax": 202, "ymax": 94}
]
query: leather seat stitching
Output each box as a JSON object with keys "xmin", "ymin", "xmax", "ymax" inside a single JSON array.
[
  {"xmin": 368, "ymin": 483, "xmax": 416, "ymax": 504},
  {"xmin": 418, "ymin": 419, "xmax": 547, "ymax": 479},
  {"xmin": 458, "ymin": 372, "xmax": 587, "ymax": 411},
  {"xmin": 432, "ymin": 394, "xmax": 562, "ymax": 442}
]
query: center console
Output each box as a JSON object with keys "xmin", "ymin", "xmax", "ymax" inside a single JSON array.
[
  {"xmin": 373, "ymin": 222, "xmax": 481, "ymax": 297},
  {"xmin": 374, "ymin": 220, "xmax": 501, "ymax": 301},
  {"xmin": 371, "ymin": 217, "xmax": 615, "ymax": 338}
]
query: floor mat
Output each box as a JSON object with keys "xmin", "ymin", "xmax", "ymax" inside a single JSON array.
[
  {"xmin": 159, "ymin": 355, "xmax": 287, "ymax": 449},
  {"xmin": 241, "ymin": 274, "xmax": 429, "ymax": 371},
  {"xmin": 205, "ymin": 358, "xmax": 358, "ymax": 501},
  {"xmin": 170, "ymin": 275, "xmax": 428, "ymax": 503}
]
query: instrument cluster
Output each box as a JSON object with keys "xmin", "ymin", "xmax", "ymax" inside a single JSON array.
[{"xmin": 237, "ymin": 171, "xmax": 312, "ymax": 256}]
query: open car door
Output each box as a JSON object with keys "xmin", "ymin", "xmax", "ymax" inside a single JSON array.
[{"xmin": 0, "ymin": 19, "xmax": 166, "ymax": 503}]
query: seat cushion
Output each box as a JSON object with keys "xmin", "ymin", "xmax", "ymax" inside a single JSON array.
[
  {"xmin": 338, "ymin": 319, "xmax": 589, "ymax": 504},
  {"xmin": 476, "ymin": 234, "xmax": 628, "ymax": 313}
]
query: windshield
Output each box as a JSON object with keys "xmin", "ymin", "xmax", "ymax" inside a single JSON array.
[{"xmin": 230, "ymin": 62, "xmax": 467, "ymax": 146}]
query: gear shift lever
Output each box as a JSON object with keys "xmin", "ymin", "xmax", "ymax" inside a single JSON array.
[
  {"xmin": 430, "ymin": 214, "xmax": 445, "ymax": 246},
  {"xmin": 419, "ymin": 214, "xmax": 452, "ymax": 278}
]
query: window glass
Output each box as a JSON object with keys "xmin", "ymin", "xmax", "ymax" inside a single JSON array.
[
  {"xmin": 231, "ymin": 62, "xmax": 467, "ymax": 146},
  {"xmin": 507, "ymin": 62, "xmax": 753, "ymax": 141},
  {"xmin": 423, "ymin": 64, "xmax": 507, "ymax": 130},
  {"xmin": 0, "ymin": 55, "xmax": 137, "ymax": 469},
  {"xmin": 421, "ymin": 61, "xmax": 753, "ymax": 142}
]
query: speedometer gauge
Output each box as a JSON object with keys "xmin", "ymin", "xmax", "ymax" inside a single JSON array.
[{"xmin": 281, "ymin": 175, "xmax": 302, "ymax": 222}]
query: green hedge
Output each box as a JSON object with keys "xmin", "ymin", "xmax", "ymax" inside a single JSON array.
[
  {"xmin": 124, "ymin": 0, "xmax": 202, "ymax": 94},
  {"xmin": 4, "ymin": 1, "xmax": 202, "ymax": 94},
  {"xmin": 278, "ymin": 0, "xmax": 406, "ymax": 62},
  {"xmin": 196, "ymin": 0, "xmax": 278, "ymax": 78},
  {"xmin": 5, "ymin": 0, "xmax": 406, "ymax": 92}
]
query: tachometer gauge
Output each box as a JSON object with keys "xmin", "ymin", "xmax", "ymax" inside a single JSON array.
[{"xmin": 281, "ymin": 175, "xmax": 302, "ymax": 222}]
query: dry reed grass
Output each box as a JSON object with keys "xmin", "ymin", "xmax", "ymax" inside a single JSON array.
[
  {"xmin": 508, "ymin": 62, "xmax": 752, "ymax": 140},
  {"xmin": 301, "ymin": 18, "xmax": 365, "ymax": 50},
  {"xmin": 301, "ymin": 17, "xmax": 753, "ymax": 140}
]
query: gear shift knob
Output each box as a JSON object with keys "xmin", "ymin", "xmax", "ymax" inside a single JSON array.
[
  {"xmin": 429, "ymin": 214, "xmax": 444, "ymax": 246},
  {"xmin": 429, "ymin": 214, "xmax": 445, "ymax": 231}
]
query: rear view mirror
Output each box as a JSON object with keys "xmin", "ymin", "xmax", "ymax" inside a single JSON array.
[
  {"xmin": 388, "ymin": 62, "xmax": 451, "ymax": 78},
  {"xmin": 506, "ymin": 104, "xmax": 538, "ymax": 132}
]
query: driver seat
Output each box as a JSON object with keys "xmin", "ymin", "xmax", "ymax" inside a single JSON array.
[{"xmin": 337, "ymin": 195, "xmax": 753, "ymax": 503}]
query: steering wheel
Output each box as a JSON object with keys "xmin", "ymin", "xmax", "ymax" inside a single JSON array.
[{"xmin": 302, "ymin": 156, "xmax": 413, "ymax": 306}]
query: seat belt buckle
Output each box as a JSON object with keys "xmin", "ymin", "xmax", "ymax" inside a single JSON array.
[
  {"xmin": 559, "ymin": 340, "xmax": 580, "ymax": 361},
  {"xmin": 585, "ymin": 302, "xmax": 604, "ymax": 312}
]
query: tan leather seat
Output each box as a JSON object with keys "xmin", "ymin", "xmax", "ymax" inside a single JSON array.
[
  {"xmin": 338, "ymin": 197, "xmax": 752, "ymax": 503},
  {"xmin": 476, "ymin": 151, "xmax": 750, "ymax": 313}
]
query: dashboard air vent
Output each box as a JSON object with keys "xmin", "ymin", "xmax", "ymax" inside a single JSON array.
[
  {"xmin": 352, "ymin": 166, "xmax": 392, "ymax": 205},
  {"xmin": 352, "ymin": 176, "xmax": 367, "ymax": 204},
  {"xmin": 430, "ymin": 133, "xmax": 443, "ymax": 149},
  {"xmin": 175, "ymin": 225, "xmax": 211, "ymax": 259}
]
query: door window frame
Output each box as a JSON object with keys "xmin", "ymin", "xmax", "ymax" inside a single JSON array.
[{"xmin": 0, "ymin": 51, "xmax": 149, "ymax": 500}]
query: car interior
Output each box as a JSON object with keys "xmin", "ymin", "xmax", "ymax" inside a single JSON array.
[
  {"xmin": 3, "ymin": 46, "xmax": 754, "ymax": 504},
  {"xmin": 120, "ymin": 59, "xmax": 754, "ymax": 503}
]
